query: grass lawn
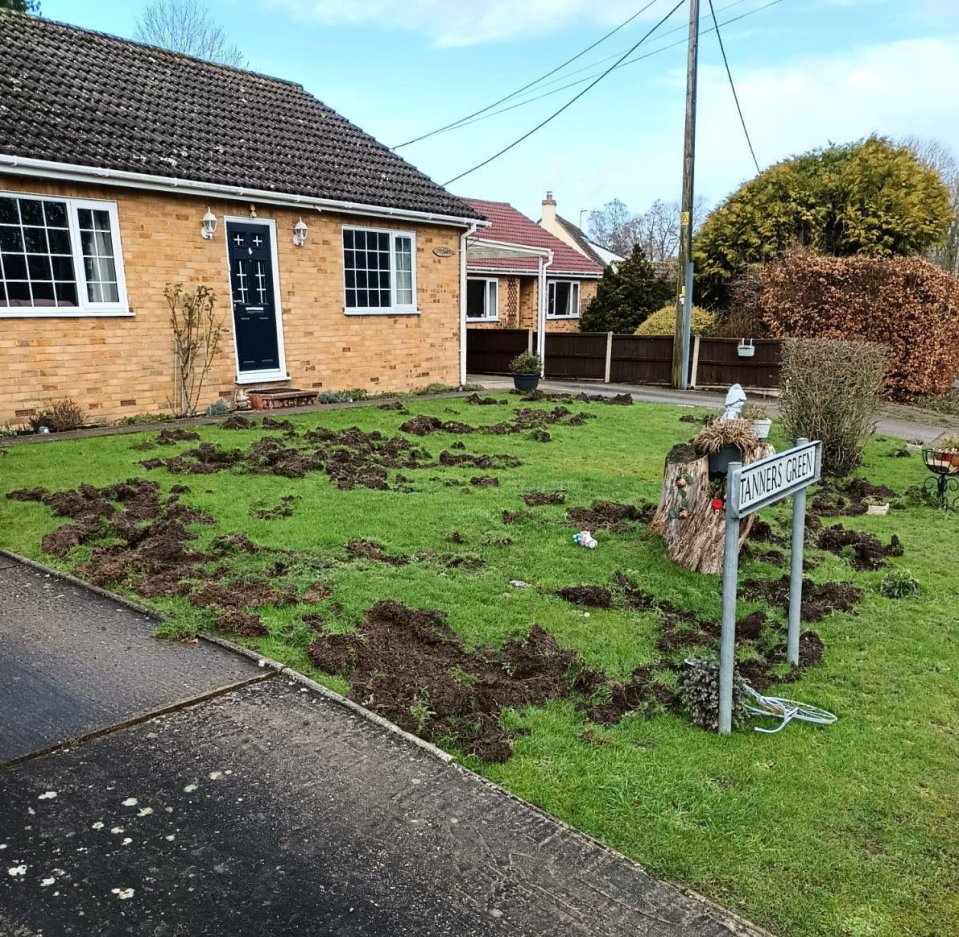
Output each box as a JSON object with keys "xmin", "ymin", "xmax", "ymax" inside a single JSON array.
[{"xmin": 1, "ymin": 394, "xmax": 957, "ymax": 937}]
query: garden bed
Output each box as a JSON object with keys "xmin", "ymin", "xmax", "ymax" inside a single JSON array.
[{"xmin": 1, "ymin": 395, "xmax": 956, "ymax": 937}]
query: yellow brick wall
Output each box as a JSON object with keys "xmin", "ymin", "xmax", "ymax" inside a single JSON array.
[
  {"xmin": 463, "ymin": 274, "xmax": 597, "ymax": 336},
  {"xmin": 0, "ymin": 174, "xmax": 464, "ymax": 425}
]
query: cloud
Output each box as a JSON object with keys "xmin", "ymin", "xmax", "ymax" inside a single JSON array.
[
  {"xmin": 266, "ymin": 0, "xmax": 652, "ymax": 46},
  {"xmin": 692, "ymin": 36, "xmax": 959, "ymax": 201}
]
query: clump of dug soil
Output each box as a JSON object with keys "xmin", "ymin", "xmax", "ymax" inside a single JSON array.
[
  {"xmin": 566, "ymin": 500, "xmax": 655, "ymax": 532},
  {"xmin": 741, "ymin": 576, "xmax": 863, "ymax": 621},
  {"xmin": 556, "ymin": 585, "xmax": 612, "ymax": 608},
  {"xmin": 816, "ymin": 524, "xmax": 903, "ymax": 571},
  {"xmin": 307, "ymin": 600, "xmax": 585, "ymax": 762},
  {"xmin": 522, "ymin": 489, "xmax": 566, "ymax": 506}
]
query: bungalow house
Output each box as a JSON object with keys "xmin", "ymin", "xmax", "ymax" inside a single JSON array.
[
  {"xmin": 0, "ymin": 12, "xmax": 485, "ymax": 426},
  {"xmin": 537, "ymin": 191, "xmax": 625, "ymax": 270},
  {"xmin": 463, "ymin": 198, "xmax": 603, "ymax": 334}
]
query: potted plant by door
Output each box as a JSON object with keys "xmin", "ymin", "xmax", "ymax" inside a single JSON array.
[
  {"xmin": 509, "ymin": 351, "xmax": 542, "ymax": 392},
  {"xmin": 740, "ymin": 402, "xmax": 772, "ymax": 439},
  {"xmin": 692, "ymin": 418, "xmax": 761, "ymax": 475}
]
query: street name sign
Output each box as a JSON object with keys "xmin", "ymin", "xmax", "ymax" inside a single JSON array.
[{"xmin": 718, "ymin": 439, "xmax": 822, "ymax": 734}]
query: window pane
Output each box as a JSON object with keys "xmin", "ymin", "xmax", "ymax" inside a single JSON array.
[
  {"xmin": 488, "ymin": 280, "xmax": 498, "ymax": 316},
  {"xmin": 345, "ymin": 288, "xmax": 357, "ymax": 308},
  {"xmin": 98, "ymin": 281, "xmax": 119, "ymax": 303},
  {"xmin": 0, "ymin": 227, "xmax": 22, "ymax": 251},
  {"xmin": 23, "ymin": 227, "xmax": 48, "ymax": 253},
  {"xmin": 28, "ymin": 254, "xmax": 53, "ymax": 280},
  {"xmin": 19, "ymin": 199, "xmax": 43, "ymax": 225},
  {"xmin": 0, "ymin": 197, "xmax": 18, "ymax": 224},
  {"xmin": 47, "ymin": 228, "xmax": 70, "ymax": 254},
  {"xmin": 51, "ymin": 255, "xmax": 75, "ymax": 280},
  {"xmin": 43, "ymin": 201, "xmax": 68, "ymax": 227},
  {"xmin": 466, "ymin": 280, "xmax": 487, "ymax": 318},
  {"xmin": 81, "ymin": 227, "xmax": 114, "ymax": 258},
  {"xmin": 87, "ymin": 282, "xmax": 104, "ymax": 304},
  {"xmin": 54, "ymin": 281, "xmax": 78, "ymax": 307},
  {"xmin": 3, "ymin": 253, "xmax": 27, "ymax": 279},
  {"xmin": 6, "ymin": 281, "xmax": 30, "ymax": 305},
  {"xmin": 343, "ymin": 229, "xmax": 355, "ymax": 249},
  {"xmin": 32, "ymin": 280, "xmax": 55, "ymax": 303}
]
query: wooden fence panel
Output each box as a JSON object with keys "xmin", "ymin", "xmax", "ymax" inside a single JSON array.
[
  {"xmin": 466, "ymin": 328, "xmax": 529, "ymax": 374},
  {"xmin": 609, "ymin": 336, "xmax": 674, "ymax": 385},
  {"xmin": 695, "ymin": 339, "xmax": 781, "ymax": 389},
  {"xmin": 543, "ymin": 332, "xmax": 607, "ymax": 380}
]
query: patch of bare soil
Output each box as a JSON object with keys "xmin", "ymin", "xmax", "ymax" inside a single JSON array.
[
  {"xmin": 811, "ymin": 478, "xmax": 896, "ymax": 517},
  {"xmin": 741, "ymin": 576, "xmax": 863, "ymax": 621},
  {"xmin": 557, "ymin": 585, "xmax": 612, "ymax": 608},
  {"xmin": 465, "ymin": 393, "xmax": 506, "ymax": 405},
  {"xmin": 6, "ymin": 487, "xmax": 49, "ymax": 502},
  {"xmin": 345, "ymin": 539, "xmax": 409, "ymax": 565},
  {"xmin": 143, "ymin": 443, "xmax": 245, "ymax": 475},
  {"xmin": 261, "ymin": 416, "xmax": 295, "ymax": 432},
  {"xmin": 522, "ymin": 489, "xmax": 566, "ymax": 506},
  {"xmin": 155, "ymin": 428, "xmax": 201, "ymax": 445},
  {"xmin": 378, "ymin": 401, "xmax": 409, "ymax": 413},
  {"xmin": 565, "ymin": 500, "xmax": 655, "ymax": 532},
  {"xmin": 190, "ymin": 578, "xmax": 297, "ymax": 636},
  {"xmin": 586, "ymin": 665, "xmax": 680, "ymax": 723},
  {"xmin": 816, "ymin": 524, "xmax": 903, "ymax": 571},
  {"xmin": 400, "ymin": 414, "xmax": 477, "ymax": 436},
  {"xmin": 469, "ymin": 475, "xmax": 499, "ymax": 487},
  {"xmin": 220, "ymin": 414, "xmax": 256, "ymax": 430},
  {"xmin": 501, "ymin": 509, "xmax": 531, "ymax": 525},
  {"xmin": 749, "ymin": 518, "xmax": 787, "ymax": 546},
  {"xmin": 438, "ymin": 450, "xmax": 520, "ymax": 469},
  {"xmin": 253, "ymin": 495, "xmax": 295, "ymax": 520},
  {"xmin": 741, "ymin": 543, "xmax": 787, "ymax": 567},
  {"xmin": 308, "ymin": 600, "xmax": 583, "ymax": 762}
]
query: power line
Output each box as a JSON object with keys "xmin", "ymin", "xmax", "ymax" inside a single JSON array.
[
  {"xmin": 707, "ymin": 0, "xmax": 761, "ymax": 172},
  {"xmin": 393, "ymin": 0, "xmax": 664, "ymax": 149},
  {"xmin": 433, "ymin": 0, "xmax": 782, "ymax": 138},
  {"xmin": 442, "ymin": 0, "xmax": 685, "ymax": 187}
]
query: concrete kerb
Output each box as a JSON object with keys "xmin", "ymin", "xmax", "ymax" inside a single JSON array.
[
  {"xmin": 0, "ymin": 389, "xmax": 478, "ymax": 448},
  {"xmin": 0, "ymin": 549, "xmax": 772, "ymax": 936}
]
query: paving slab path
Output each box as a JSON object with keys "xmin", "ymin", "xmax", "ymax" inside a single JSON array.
[{"xmin": 0, "ymin": 559, "xmax": 767, "ymax": 937}]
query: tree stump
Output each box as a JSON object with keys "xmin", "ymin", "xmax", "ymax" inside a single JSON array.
[{"xmin": 648, "ymin": 441, "xmax": 774, "ymax": 574}]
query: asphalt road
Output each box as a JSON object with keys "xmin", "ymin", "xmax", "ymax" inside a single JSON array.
[{"xmin": 0, "ymin": 560, "xmax": 766, "ymax": 937}]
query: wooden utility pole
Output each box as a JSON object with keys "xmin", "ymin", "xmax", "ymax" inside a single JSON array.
[{"xmin": 671, "ymin": 0, "xmax": 700, "ymax": 389}]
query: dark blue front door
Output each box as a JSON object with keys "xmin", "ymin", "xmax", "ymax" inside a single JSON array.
[{"xmin": 226, "ymin": 222, "xmax": 280, "ymax": 373}]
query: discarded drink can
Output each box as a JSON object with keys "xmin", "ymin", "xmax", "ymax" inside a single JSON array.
[{"xmin": 572, "ymin": 530, "xmax": 597, "ymax": 549}]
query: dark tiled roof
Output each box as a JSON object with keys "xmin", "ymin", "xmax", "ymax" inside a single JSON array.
[
  {"xmin": 463, "ymin": 198, "xmax": 603, "ymax": 277},
  {"xmin": 0, "ymin": 12, "xmax": 483, "ymax": 221},
  {"xmin": 554, "ymin": 215, "xmax": 620, "ymax": 267}
]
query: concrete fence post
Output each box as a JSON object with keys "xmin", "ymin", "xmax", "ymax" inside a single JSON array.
[
  {"xmin": 604, "ymin": 332, "xmax": 613, "ymax": 383},
  {"xmin": 527, "ymin": 328, "xmax": 534, "ymax": 355},
  {"xmin": 689, "ymin": 334, "xmax": 701, "ymax": 388}
]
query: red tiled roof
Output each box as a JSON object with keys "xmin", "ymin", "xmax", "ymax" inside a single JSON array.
[{"xmin": 463, "ymin": 198, "xmax": 603, "ymax": 277}]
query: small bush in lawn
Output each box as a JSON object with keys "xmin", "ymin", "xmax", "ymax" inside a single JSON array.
[
  {"xmin": 779, "ymin": 338, "xmax": 886, "ymax": 476},
  {"xmin": 509, "ymin": 351, "xmax": 542, "ymax": 374},
  {"xmin": 680, "ymin": 658, "xmax": 748, "ymax": 732},
  {"xmin": 29, "ymin": 397, "xmax": 85, "ymax": 433},
  {"xmin": 879, "ymin": 569, "xmax": 920, "ymax": 599}
]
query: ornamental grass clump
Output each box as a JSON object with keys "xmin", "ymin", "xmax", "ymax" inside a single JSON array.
[
  {"xmin": 692, "ymin": 418, "xmax": 759, "ymax": 455},
  {"xmin": 778, "ymin": 338, "xmax": 886, "ymax": 477}
]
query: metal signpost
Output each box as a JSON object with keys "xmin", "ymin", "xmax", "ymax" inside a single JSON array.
[{"xmin": 718, "ymin": 438, "xmax": 822, "ymax": 734}]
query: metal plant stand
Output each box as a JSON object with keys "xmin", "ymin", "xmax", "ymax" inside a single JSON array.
[{"xmin": 922, "ymin": 449, "xmax": 959, "ymax": 509}]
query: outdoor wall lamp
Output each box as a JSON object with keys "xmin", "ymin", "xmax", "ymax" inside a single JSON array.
[
  {"xmin": 293, "ymin": 217, "xmax": 308, "ymax": 247},
  {"xmin": 201, "ymin": 208, "xmax": 217, "ymax": 240}
]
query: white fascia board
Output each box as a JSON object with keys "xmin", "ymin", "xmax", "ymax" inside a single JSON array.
[{"xmin": 0, "ymin": 154, "xmax": 489, "ymax": 230}]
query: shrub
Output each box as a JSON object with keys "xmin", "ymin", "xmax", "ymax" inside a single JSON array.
[
  {"xmin": 166, "ymin": 282, "xmax": 226, "ymax": 417},
  {"xmin": 740, "ymin": 402, "xmax": 769, "ymax": 420},
  {"xmin": 879, "ymin": 570, "xmax": 920, "ymax": 599},
  {"xmin": 759, "ymin": 250, "xmax": 959, "ymax": 396},
  {"xmin": 29, "ymin": 397, "xmax": 85, "ymax": 433},
  {"xmin": 634, "ymin": 303, "xmax": 716, "ymax": 337},
  {"xmin": 509, "ymin": 351, "xmax": 542, "ymax": 374},
  {"xmin": 580, "ymin": 245, "xmax": 673, "ymax": 333},
  {"xmin": 778, "ymin": 338, "xmax": 886, "ymax": 476}
]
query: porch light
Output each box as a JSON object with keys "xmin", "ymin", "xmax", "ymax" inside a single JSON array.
[
  {"xmin": 201, "ymin": 208, "xmax": 217, "ymax": 240},
  {"xmin": 293, "ymin": 218, "xmax": 308, "ymax": 247}
]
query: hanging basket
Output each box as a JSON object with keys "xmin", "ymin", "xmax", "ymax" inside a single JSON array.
[{"xmin": 737, "ymin": 339, "xmax": 756, "ymax": 358}]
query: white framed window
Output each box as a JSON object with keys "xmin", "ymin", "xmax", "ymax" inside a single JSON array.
[
  {"xmin": 547, "ymin": 280, "xmax": 580, "ymax": 319},
  {"xmin": 0, "ymin": 191, "xmax": 129, "ymax": 317},
  {"xmin": 466, "ymin": 277, "xmax": 498, "ymax": 321},
  {"xmin": 342, "ymin": 226, "xmax": 417, "ymax": 314}
]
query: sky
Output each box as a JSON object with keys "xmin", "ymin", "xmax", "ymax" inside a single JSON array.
[{"xmin": 40, "ymin": 0, "xmax": 959, "ymax": 228}]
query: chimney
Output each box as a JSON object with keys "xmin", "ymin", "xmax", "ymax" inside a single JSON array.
[{"xmin": 541, "ymin": 190, "xmax": 557, "ymax": 227}]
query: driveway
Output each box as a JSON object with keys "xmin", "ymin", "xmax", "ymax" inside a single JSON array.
[{"xmin": 0, "ymin": 559, "xmax": 766, "ymax": 937}]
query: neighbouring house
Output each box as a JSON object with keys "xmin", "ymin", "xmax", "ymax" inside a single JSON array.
[
  {"xmin": 538, "ymin": 191, "xmax": 625, "ymax": 270},
  {"xmin": 463, "ymin": 198, "xmax": 603, "ymax": 335},
  {"xmin": 0, "ymin": 12, "xmax": 485, "ymax": 426}
]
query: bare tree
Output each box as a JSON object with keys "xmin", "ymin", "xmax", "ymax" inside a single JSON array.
[
  {"xmin": 136, "ymin": 0, "xmax": 246, "ymax": 68},
  {"xmin": 901, "ymin": 136, "xmax": 959, "ymax": 275},
  {"xmin": 589, "ymin": 197, "xmax": 710, "ymax": 262}
]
